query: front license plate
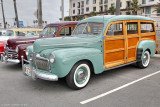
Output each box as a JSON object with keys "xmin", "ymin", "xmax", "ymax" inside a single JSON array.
[{"xmin": 25, "ymin": 67, "xmax": 31, "ymax": 76}]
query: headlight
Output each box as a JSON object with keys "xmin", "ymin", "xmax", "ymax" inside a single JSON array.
[
  {"xmin": 15, "ymin": 46, "xmax": 19, "ymax": 53},
  {"xmin": 50, "ymin": 54, "xmax": 55, "ymax": 63},
  {"xmin": 26, "ymin": 49, "xmax": 29, "ymax": 56}
]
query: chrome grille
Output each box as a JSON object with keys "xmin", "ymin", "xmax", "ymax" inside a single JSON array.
[
  {"xmin": 35, "ymin": 57, "xmax": 50, "ymax": 71},
  {"xmin": 5, "ymin": 47, "xmax": 18, "ymax": 59}
]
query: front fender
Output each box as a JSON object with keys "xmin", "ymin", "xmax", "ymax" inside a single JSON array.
[
  {"xmin": 137, "ymin": 40, "xmax": 156, "ymax": 56},
  {"xmin": 51, "ymin": 48, "xmax": 104, "ymax": 78}
]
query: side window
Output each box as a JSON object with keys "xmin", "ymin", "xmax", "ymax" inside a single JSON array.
[
  {"xmin": 16, "ymin": 31, "xmax": 25, "ymax": 36},
  {"xmin": 141, "ymin": 22, "xmax": 154, "ymax": 33},
  {"xmin": 59, "ymin": 27, "xmax": 74, "ymax": 36},
  {"xmin": 107, "ymin": 23, "xmax": 123, "ymax": 36},
  {"xmin": 127, "ymin": 22, "xmax": 138, "ymax": 34}
]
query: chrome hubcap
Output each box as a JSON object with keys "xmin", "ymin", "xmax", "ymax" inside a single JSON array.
[
  {"xmin": 142, "ymin": 52, "xmax": 149, "ymax": 66},
  {"xmin": 75, "ymin": 67, "xmax": 88, "ymax": 84}
]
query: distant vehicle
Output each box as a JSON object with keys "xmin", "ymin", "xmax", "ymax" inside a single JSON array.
[
  {"xmin": 1, "ymin": 21, "xmax": 78, "ymax": 64},
  {"xmin": 0, "ymin": 28, "xmax": 43, "ymax": 55},
  {"xmin": 22, "ymin": 15, "xmax": 157, "ymax": 90},
  {"xmin": 0, "ymin": 40, "xmax": 7, "ymax": 55}
]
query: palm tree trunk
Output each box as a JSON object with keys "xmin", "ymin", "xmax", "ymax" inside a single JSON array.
[
  {"xmin": 13, "ymin": 0, "xmax": 19, "ymax": 28},
  {"xmin": 116, "ymin": 0, "xmax": 120, "ymax": 15},
  {"xmin": 1, "ymin": 0, "xmax": 6, "ymax": 28}
]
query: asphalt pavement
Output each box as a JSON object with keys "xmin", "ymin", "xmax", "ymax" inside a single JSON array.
[{"xmin": 0, "ymin": 56, "xmax": 160, "ymax": 107}]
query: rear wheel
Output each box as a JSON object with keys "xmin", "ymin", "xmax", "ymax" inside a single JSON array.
[
  {"xmin": 66, "ymin": 61, "xmax": 91, "ymax": 90},
  {"xmin": 137, "ymin": 50, "xmax": 150, "ymax": 69}
]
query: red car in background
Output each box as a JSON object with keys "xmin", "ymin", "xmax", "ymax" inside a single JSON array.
[
  {"xmin": 0, "ymin": 40, "xmax": 7, "ymax": 55},
  {"xmin": 1, "ymin": 21, "xmax": 78, "ymax": 64}
]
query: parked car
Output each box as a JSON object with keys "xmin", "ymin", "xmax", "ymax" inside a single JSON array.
[
  {"xmin": 1, "ymin": 21, "xmax": 78, "ymax": 63},
  {"xmin": 0, "ymin": 28, "xmax": 43, "ymax": 58},
  {"xmin": 11, "ymin": 28, "xmax": 43, "ymax": 37},
  {"xmin": 0, "ymin": 40, "xmax": 7, "ymax": 55},
  {"xmin": 0, "ymin": 29, "xmax": 15, "ymax": 41},
  {"xmin": 22, "ymin": 15, "xmax": 157, "ymax": 90}
]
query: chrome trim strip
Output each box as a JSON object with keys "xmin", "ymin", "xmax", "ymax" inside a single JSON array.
[
  {"xmin": 105, "ymin": 61, "xmax": 137, "ymax": 71},
  {"xmin": 40, "ymin": 41, "xmax": 100, "ymax": 47},
  {"xmin": 16, "ymin": 40, "xmax": 35, "ymax": 43},
  {"xmin": 64, "ymin": 53, "xmax": 102, "ymax": 61}
]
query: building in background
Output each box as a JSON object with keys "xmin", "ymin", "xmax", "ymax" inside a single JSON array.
[{"xmin": 69, "ymin": 0, "xmax": 160, "ymax": 21}]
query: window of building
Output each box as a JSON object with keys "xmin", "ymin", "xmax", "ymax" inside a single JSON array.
[
  {"xmin": 73, "ymin": 3, "xmax": 75, "ymax": 7},
  {"xmin": 86, "ymin": 0, "xmax": 89, "ymax": 5},
  {"xmin": 86, "ymin": 7, "xmax": 89, "ymax": 12},
  {"xmin": 142, "ymin": 0, "xmax": 146, "ymax": 4},
  {"xmin": 59, "ymin": 27, "xmax": 74, "ymax": 36},
  {"xmin": 93, "ymin": 7, "xmax": 96, "ymax": 11},
  {"xmin": 81, "ymin": 1, "xmax": 84, "ymax": 7},
  {"xmin": 141, "ymin": 22, "xmax": 154, "ymax": 33},
  {"xmin": 111, "ymin": 3, "xmax": 115, "ymax": 7},
  {"xmin": 73, "ymin": 10, "xmax": 75, "ymax": 14},
  {"xmin": 126, "ymin": 1, "xmax": 131, "ymax": 7},
  {"xmin": 145, "ymin": 7, "xmax": 151, "ymax": 15},
  {"xmin": 93, "ymin": 0, "xmax": 96, "ymax": 4},
  {"xmin": 127, "ymin": 22, "xmax": 138, "ymax": 34},
  {"xmin": 107, "ymin": 23, "xmax": 123, "ymax": 36}
]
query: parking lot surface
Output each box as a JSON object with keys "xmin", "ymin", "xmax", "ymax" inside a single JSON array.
[{"xmin": 0, "ymin": 56, "xmax": 160, "ymax": 107}]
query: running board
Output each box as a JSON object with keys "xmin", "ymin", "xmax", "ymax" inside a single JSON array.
[{"xmin": 105, "ymin": 61, "xmax": 137, "ymax": 71}]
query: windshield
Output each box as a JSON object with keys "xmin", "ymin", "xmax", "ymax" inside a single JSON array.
[
  {"xmin": 40, "ymin": 26, "xmax": 58, "ymax": 36},
  {"xmin": 0, "ymin": 30, "xmax": 14, "ymax": 36},
  {"xmin": 72, "ymin": 23, "xmax": 104, "ymax": 36}
]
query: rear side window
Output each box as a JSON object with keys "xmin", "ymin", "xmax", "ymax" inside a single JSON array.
[
  {"xmin": 127, "ymin": 22, "xmax": 138, "ymax": 35},
  {"xmin": 141, "ymin": 22, "xmax": 154, "ymax": 33},
  {"xmin": 107, "ymin": 23, "xmax": 123, "ymax": 36},
  {"xmin": 59, "ymin": 27, "xmax": 74, "ymax": 36}
]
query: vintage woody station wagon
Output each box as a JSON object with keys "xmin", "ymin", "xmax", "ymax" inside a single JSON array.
[{"xmin": 23, "ymin": 15, "xmax": 157, "ymax": 89}]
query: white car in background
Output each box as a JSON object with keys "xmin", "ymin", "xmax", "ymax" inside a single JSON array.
[{"xmin": 0, "ymin": 30, "xmax": 15, "ymax": 41}]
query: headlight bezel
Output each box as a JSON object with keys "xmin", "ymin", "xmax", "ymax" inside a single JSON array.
[
  {"xmin": 50, "ymin": 54, "xmax": 55, "ymax": 63},
  {"xmin": 15, "ymin": 46, "xmax": 19, "ymax": 53},
  {"xmin": 25, "ymin": 49, "xmax": 29, "ymax": 56}
]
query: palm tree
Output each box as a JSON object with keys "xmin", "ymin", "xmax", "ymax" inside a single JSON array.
[
  {"xmin": 13, "ymin": 0, "xmax": 19, "ymax": 28},
  {"xmin": 77, "ymin": 15, "xmax": 84, "ymax": 20},
  {"xmin": 129, "ymin": 0, "xmax": 141, "ymax": 15},
  {"xmin": 108, "ymin": 6, "xmax": 116, "ymax": 15},
  {"xmin": 153, "ymin": 0, "xmax": 160, "ymax": 16},
  {"xmin": 90, "ymin": 11, "xmax": 97, "ymax": 17},
  {"xmin": 64, "ymin": 16, "xmax": 71, "ymax": 21}
]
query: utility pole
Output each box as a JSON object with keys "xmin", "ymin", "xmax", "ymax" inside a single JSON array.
[
  {"xmin": 13, "ymin": 0, "xmax": 19, "ymax": 28},
  {"xmin": 116, "ymin": 0, "xmax": 120, "ymax": 15},
  {"xmin": 37, "ymin": 0, "xmax": 43, "ymax": 28},
  {"xmin": 1, "ymin": 0, "xmax": 6, "ymax": 28},
  {"xmin": 61, "ymin": 0, "xmax": 64, "ymax": 21}
]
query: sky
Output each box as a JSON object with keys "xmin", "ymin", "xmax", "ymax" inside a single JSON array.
[{"xmin": 0, "ymin": 0, "xmax": 69, "ymax": 27}]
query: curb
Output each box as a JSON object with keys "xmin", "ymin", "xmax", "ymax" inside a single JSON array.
[{"xmin": 153, "ymin": 54, "xmax": 160, "ymax": 58}]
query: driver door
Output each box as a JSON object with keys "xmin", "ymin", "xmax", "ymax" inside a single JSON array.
[{"xmin": 104, "ymin": 21, "xmax": 127, "ymax": 69}]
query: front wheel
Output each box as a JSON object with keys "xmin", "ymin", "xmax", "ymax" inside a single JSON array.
[
  {"xmin": 66, "ymin": 61, "xmax": 91, "ymax": 90},
  {"xmin": 137, "ymin": 50, "xmax": 150, "ymax": 69}
]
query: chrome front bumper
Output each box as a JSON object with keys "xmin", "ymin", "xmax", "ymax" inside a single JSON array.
[
  {"xmin": 1, "ymin": 54, "xmax": 20, "ymax": 64},
  {"xmin": 21, "ymin": 56, "xmax": 58, "ymax": 81}
]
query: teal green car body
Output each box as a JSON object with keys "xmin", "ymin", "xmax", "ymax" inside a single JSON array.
[{"xmin": 26, "ymin": 15, "xmax": 156, "ymax": 79}]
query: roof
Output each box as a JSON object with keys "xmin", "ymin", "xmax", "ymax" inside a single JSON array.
[
  {"xmin": 79, "ymin": 15, "xmax": 154, "ymax": 24},
  {"xmin": 46, "ymin": 21, "xmax": 78, "ymax": 27}
]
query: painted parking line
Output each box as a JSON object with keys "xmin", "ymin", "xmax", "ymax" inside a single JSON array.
[{"xmin": 80, "ymin": 70, "xmax": 160, "ymax": 105}]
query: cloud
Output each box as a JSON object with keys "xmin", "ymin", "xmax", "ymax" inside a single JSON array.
[{"xmin": 0, "ymin": 0, "xmax": 69, "ymax": 27}]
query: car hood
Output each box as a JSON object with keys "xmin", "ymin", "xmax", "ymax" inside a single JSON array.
[
  {"xmin": 34, "ymin": 36, "xmax": 102, "ymax": 53},
  {"xmin": 7, "ymin": 36, "xmax": 40, "ymax": 50}
]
